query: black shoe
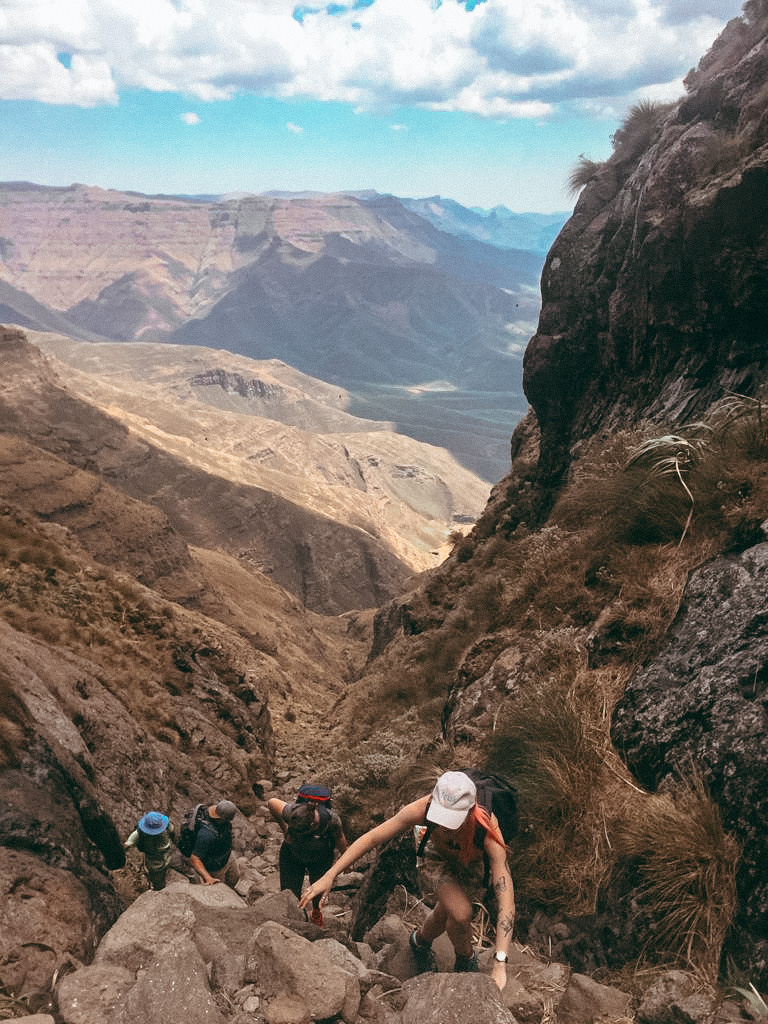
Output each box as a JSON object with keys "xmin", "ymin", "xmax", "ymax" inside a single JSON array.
[
  {"xmin": 454, "ymin": 950, "xmax": 478, "ymax": 973},
  {"xmin": 409, "ymin": 929, "xmax": 437, "ymax": 973}
]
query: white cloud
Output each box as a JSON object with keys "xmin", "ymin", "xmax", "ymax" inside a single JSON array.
[
  {"xmin": 0, "ymin": 0, "xmax": 745, "ymax": 117},
  {"xmin": 181, "ymin": 111, "xmax": 200, "ymax": 124},
  {"xmin": 286, "ymin": 121, "xmax": 303, "ymax": 132},
  {"xmin": 390, "ymin": 123, "xmax": 407, "ymax": 131}
]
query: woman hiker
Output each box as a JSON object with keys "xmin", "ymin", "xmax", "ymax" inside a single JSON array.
[{"xmin": 300, "ymin": 770, "xmax": 514, "ymax": 991}]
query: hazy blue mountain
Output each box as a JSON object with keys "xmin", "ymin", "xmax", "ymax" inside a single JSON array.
[{"xmin": 399, "ymin": 195, "xmax": 568, "ymax": 254}]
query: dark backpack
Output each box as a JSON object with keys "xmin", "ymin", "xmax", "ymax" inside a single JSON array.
[
  {"xmin": 177, "ymin": 803, "xmax": 205, "ymax": 857},
  {"xmin": 284, "ymin": 800, "xmax": 336, "ymax": 862},
  {"xmin": 297, "ymin": 783, "xmax": 332, "ymax": 806},
  {"xmin": 417, "ymin": 769, "xmax": 518, "ymax": 858},
  {"xmin": 465, "ymin": 769, "xmax": 518, "ymax": 845}
]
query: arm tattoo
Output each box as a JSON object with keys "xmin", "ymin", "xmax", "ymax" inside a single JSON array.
[
  {"xmin": 494, "ymin": 875, "xmax": 507, "ymax": 892},
  {"xmin": 499, "ymin": 914, "xmax": 515, "ymax": 937}
]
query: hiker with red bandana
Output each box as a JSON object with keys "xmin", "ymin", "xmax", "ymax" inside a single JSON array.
[
  {"xmin": 300, "ymin": 770, "xmax": 514, "ymax": 991},
  {"xmin": 268, "ymin": 785, "xmax": 348, "ymax": 927}
]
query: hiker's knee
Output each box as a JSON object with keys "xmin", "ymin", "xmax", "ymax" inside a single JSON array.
[
  {"xmin": 437, "ymin": 884, "xmax": 473, "ymax": 927},
  {"xmin": 448, "ymin": 901, "xmax": 473, "ymax": 928}
]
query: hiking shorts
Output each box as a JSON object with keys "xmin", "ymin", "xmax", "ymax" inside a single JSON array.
[{"xmin": 417, "ymin": 849, "xmax": 487, "ymax": 907}]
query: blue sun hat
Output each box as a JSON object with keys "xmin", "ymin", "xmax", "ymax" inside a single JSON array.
[{"xmin": 138, "ymin": 811, "xmax": 169, "ymax": 835}]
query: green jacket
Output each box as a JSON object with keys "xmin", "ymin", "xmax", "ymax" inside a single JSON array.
[{"xmin": 125, "ymin": 822, "xmax": 175, "ymax": 870}]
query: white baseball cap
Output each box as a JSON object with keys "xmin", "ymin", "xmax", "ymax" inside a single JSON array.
[{"xmin": 426, "ymin": 771, "xmax": 477, "ymax": 829}]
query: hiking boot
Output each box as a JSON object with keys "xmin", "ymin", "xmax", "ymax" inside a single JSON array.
[
  {"xmin": 409, "ymin": 929, "xmax": 437, "ymax": 973},
  {"xmin": 453, "ymin": 950, "xmax": 478, "ymax": 973},
  {"xmin": 309, "ymin": 907, "xmax": 324, "ymax": 927}
]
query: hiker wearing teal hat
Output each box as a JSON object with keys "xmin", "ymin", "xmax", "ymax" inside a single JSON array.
[{"xmin": 124, "ymin": 810, "xmax": 175, "ymax": 890}]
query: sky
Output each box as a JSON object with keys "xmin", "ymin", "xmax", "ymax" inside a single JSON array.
[{"xmin": 0, "ymin": 0, "xmax": 746, "ymax": 213}]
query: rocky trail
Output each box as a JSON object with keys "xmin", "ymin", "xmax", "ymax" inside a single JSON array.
[{"xmin": 6, "ymin": 756, "xmax": 751, "ymax": 1024}]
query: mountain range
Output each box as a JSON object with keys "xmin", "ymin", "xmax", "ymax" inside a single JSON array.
[{"xmin": 0, "ymin": 184, "xmax": 558, "ymax": 480}]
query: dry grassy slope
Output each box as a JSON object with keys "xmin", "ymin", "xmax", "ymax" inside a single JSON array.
[
  {"xmin": 0, "ymin": 378, "xmax": 377, "ymax": 996},
  {"xmin": 0, "ymin": 327, "xmax": 428, "ymax": 614},
  {"xmin": 0, "ymin": 433, "xmax": 367, "ymax": 698},
  {"xmin": 27, "ymin": 332, "xmax": 489, "ymax": 571}
]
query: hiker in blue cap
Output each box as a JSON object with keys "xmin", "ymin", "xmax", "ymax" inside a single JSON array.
[{"xmin": 124, "ymin": 811, "xmax": 175, "ymax": 890}]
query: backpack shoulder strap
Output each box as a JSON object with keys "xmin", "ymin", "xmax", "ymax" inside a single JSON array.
[{"xmin": 416, "ymin": 801, "xmax": 435, "ymax": 858}]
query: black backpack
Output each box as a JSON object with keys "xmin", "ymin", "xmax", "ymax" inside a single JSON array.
[
  {"xmin": 284, "ymin": 800, "xmax": 336, "ymax": 862},
  {"xmin": 417, "ymin": 769, "xmax": 518, "ymax": 858},
  {"xmin": 466, "ymin": 769, "xmax": 518, "ymax": 845},
  {"xmin": 177, "ymin": 803, "xmax": 205, "ymax": 857}
]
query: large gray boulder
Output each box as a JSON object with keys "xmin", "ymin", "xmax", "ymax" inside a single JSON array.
[
  {"xmin": 556, "ymin": 973, "xmax": 632, "ymax": 1024},
  {"xmin": 399, "ymin": 973, "xmax": 519, "ymax": 1024},
  {"xmin": 478, "ymin": 944, "xmax": 570, "ymax": 1022},
  {"xmin": 612, "ymin": 542, "xmax": 768, "ymax": 981},
  {"xmin": 247, "ymin": 920, "xmax": 361, "ymax": 1023},
  {"xmin": 636, "ymin": 970, "xmax": 717, "ymax": 1024},
  {"xmin": 57, "ymin": 963, "xmax": 136, "ymax": 1024},
  {"xmin": 113, "ymin": 944, "xmax": 227, "ymax": 1024},
  {"xmin": 56, "ymin": 882, "xmax": 256, "ymax": 1022}
]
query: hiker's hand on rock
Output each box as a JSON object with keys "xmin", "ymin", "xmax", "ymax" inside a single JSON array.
[
  {"xmin": 492, "ymin": 960, "xmax": 507, "ymax": 991},
  {"xmin": 299, "ymin": 877, "xmax": 328, "ymax": 909},
  {"xmin": 204, "ymin": 877, "xmax": 220, "ymax": 886}
]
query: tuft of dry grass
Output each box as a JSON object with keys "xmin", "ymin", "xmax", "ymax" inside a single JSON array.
[
  {"xmin": 611, "ymin": 99, "xmax": 674, "ymax": 160},
  {"xmin": 614, "ymin": 773, "xmax": 740, "ymax": 979},
  {"xmin": 486, "ymin": 666, "xmax": 635, "ymax": 916},
  {"xmin": 568, "ymin": 156, "xmax": 605, "ymax": 195}
]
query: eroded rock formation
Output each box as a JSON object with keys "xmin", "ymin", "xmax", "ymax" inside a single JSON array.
[{"xmin": 523, "ymin": 13, "xmax": 768, "ymax": 486}]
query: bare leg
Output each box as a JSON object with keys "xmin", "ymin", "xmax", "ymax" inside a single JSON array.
[{"xmin": 418, "ymin": 880, "xmax": 473, "ymax": 957}]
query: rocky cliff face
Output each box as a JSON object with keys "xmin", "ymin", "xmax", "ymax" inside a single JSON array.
[
  {"xmin": 612, "ymin": 541, "xmax": 768, "ymax": 982},
  {"xmin": 523, "ymin": 11, "xmax": 768, "ymax": 485}
]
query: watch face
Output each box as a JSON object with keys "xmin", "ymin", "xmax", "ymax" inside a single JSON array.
[{"xmin": 494, "ymin": 951, "xmax": 508, "ymax": 962}]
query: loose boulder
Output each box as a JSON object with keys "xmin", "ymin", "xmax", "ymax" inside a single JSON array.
[
  {"xmin": 556, "ymin": 973, "xmax": 632, "ymax": 1024},
  {"xmin": 247, "ymin": 920, "xmax": 361, "ymax": 1023},
  {"xmin": 399, "ymin": 973, "xmax": 519, "ymax": 1024}
]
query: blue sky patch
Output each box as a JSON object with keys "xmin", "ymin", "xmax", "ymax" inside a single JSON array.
[
  {"xmin": 56, "ymin": 52, "xmax": 73, "ymax": 68},
  {"xmin": 461, "ymin": 0, "xmax": 487, "ymax": 9},
  {"xmin": 293, "ymin": 0, "xmax": 374, "ymax": 22}
]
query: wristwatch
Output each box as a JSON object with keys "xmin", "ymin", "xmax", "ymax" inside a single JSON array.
[{"xmin": 494, "ymin": 951, "xmax": 508, "ymax": 963}]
